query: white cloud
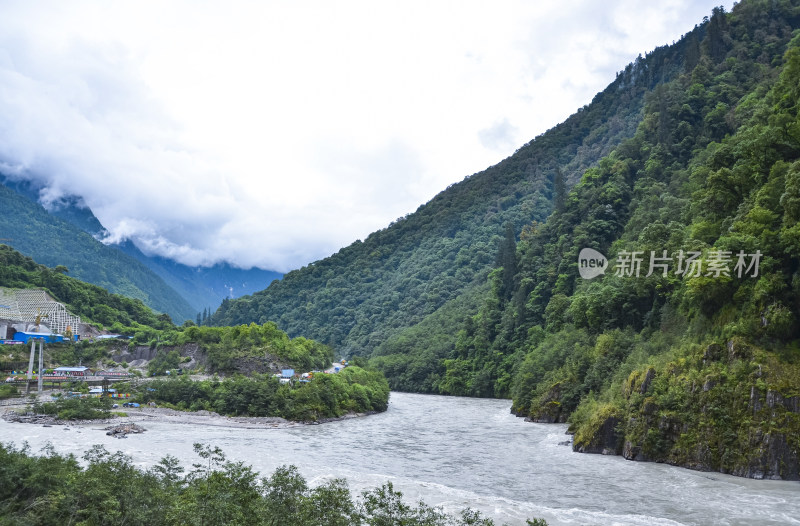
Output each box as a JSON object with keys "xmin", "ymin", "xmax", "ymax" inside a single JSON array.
[{"xmin": 0, "ymin": 1, "xmax": 731, "ymax": 272}]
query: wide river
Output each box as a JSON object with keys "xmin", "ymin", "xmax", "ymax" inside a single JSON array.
[{"xmin": 1, "ymin": 392, "xmax": 798, "ymax": 525}]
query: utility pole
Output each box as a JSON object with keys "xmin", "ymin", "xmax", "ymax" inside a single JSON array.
[
  {"xmin": 37, "ymin": 340, "xmax": 44, "ymax": 393},
  {"xmin": 25, "ymin": 338, "xmax": 46, "ymax": 393},
  {"xmin": 26, "ymin": 340, "xmax": 35, "ymax": 380}
]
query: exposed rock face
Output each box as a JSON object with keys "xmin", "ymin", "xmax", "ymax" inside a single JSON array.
[
  {"xmin": 112, "ymin": 345, "xmax": 159, "ymax": 363},
  {"xmin": 574, "ymin": 416, "xmax": 622, "ymax": 455},
  {"xmin": 528, "ymin": 383, "xmax": 568, "ymax": 423},
  {"xmin": 638, "ymin": 368, "xmax": 656, "ymax": 395},
  {"xmin": 702, "ymin": 343, "xmax": 724, "ymax": 362},
  {"xmin": 732, "ymin": 431, "xmax": 800, "ymax": 480},
  {"xmin": 623, "ymin": 439, "xmax": 649, "ymax": 462},
  {"xmin": 229, "ymin": 355, "xmax": 283, "ymax": 376},
  {"xmin": 109, "ymin": 343, "xmax": 286, "ymax": 376},
  {"xmin": 576, "ymin": 341, "xmax": 800, "ymax": 481}
]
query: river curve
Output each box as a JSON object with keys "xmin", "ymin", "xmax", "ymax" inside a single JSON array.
[{"xmin": 1, "ymin": 392, "xmax": 798, "ymax": 525}]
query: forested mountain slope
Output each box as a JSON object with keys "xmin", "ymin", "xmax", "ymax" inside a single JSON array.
[
  {"xmin": 0, "ymin": 244, "xmax": 175, "ymax": 331},
  {"xmin": 211, "ymin": 8, "xmax": 704, "ymax": 359},
  {"xmin": 0, "ymin": 182, "xmax": 196, "ymax": 322},
  {"xmin": 442, "ymin": 2, "xmax": 800, "ymax": 478}
]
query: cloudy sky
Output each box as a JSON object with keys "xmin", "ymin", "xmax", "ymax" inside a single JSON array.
[{"xmin": 0, "ymin": 1, "xmax": 732, "ymax": 272}]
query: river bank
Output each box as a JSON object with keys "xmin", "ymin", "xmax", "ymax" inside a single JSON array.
[{"xmin": 1, "ymin": 403, "xmax": 377, "ymax": 431}]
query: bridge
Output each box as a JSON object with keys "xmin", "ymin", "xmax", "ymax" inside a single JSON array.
[{"xmin": 5, "ymin": 374, "xmax": 134, "ymax": 394}]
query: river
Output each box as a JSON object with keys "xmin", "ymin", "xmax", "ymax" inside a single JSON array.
[{"xmin": 1, "ymin": 392, "xmax": 798, "ymax": 525}]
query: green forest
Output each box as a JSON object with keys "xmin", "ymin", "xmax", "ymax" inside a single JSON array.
[{"xmin": 210, "ymin": 1, "xmax": 800, "ymax": 478}]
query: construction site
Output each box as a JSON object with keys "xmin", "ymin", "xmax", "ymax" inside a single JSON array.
[
  {"xmin": 0, "ymin": 287, "xmax": 98, "ymax": 394},
  {"xmin": 0, "ymin": 287, "xmax": 87, "ymax": 343}
]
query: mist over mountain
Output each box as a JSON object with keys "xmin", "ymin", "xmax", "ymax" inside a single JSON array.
[
  {"xmin": 0, "ymin": 179, "xmax": 195, "ymax": 322},
  {"xmin": 0, "ymin": 177, "xmax": 281, "ymax": 321}
]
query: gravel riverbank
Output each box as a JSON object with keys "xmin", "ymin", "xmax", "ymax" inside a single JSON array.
[{"xmin": 1, "ymin": 403, "xmax": 376, "ymax": 432}]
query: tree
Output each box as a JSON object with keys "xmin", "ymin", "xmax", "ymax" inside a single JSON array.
[
  {"xmin": 496, "ymin": 223, "xmax": 517, "ymax": 302},
  {"xmin": 553, "ymin": 168, "xmax": 567, "ymax": 212}
]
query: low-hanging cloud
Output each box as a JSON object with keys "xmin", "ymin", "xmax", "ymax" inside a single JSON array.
[{"xmin": 0, "ymin": 1, "xmax": 732, "ymax": 273}]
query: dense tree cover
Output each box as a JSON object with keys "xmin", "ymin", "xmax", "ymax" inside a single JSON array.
[
  {"xmin": 0, "ymin": 244, "xmax": 177, "ymax": 329},
  {"xmin": 354, "ymin": 2, "xmax": 800, "ymax": 398},
  {"xmin": 207, "ymin": 12, "xmax": 699, "ymax": 356},
  {"xmin": 137, "ymin": 366, "xmax": 390, "ymax": 421},
  {"xmin": 136, "ymin": 322, "xmax": 335, "ymax": 375},
  {"xmin": 368, "ymin": 282, "xmax": 490, "ymax": 393},
  {"xmin": 0, "ymin": 442, "xmax": 546, "ymax": 525},
  {"xmin": 0, "ymin": 181, "xmax": 196, "ymax": 322},
  {"xmin": 428, "ymin": 2, "xmax": 800, "ymax": 477}
]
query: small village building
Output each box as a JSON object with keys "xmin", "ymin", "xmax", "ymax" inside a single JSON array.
[
  {"xmin": 89, "ymin": 386, "xmax": 116, "ymax": 394},
  {"xmin": 53, "ymin": 366, "xmax": 91, "ymax": 376}
]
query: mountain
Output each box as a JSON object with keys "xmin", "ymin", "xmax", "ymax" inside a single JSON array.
[
  {"xmin": 211, "ymin": 6, "xmax": 718, "ymax": 355},
  {"xmin": 0, "ymin": 177, "xmax": 282, "ymax": 318},
  {"xmin": 211, "ymin": 1, "xmax": 800, "ymax": 478},
  {"xmin": 0, "ymin": 180, "xmax": 196, "ymax": 322},
  {"xmin": 113, "ymin": 246, "xmax": 282, "ymax": 319},
  {"xmin": 209, "ymin": 12, "xmax": 698, "ymax": 351},
  {"xmin": 417, "ymin": 2, "xmax": 800, "ymax": 478}
]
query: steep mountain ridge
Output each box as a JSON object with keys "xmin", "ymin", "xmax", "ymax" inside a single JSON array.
[
  {"xmin": 442, "ymin": 1, "xmax": 800, "ymax": 478},
  {"xmin": 210, "ymin": 14, "xmax": 702, "ymax": 357}
]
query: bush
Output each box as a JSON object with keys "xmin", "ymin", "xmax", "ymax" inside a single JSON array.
[
  {"xmin": 0, "ymin": 384, "xmax": 18, "ymax": 399},
  {"xmin": 33, "ymin": 396, "xmax": 112, "ymax": 420}
]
